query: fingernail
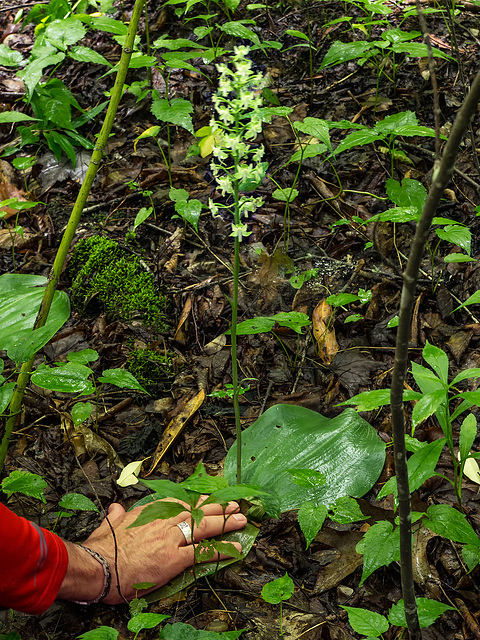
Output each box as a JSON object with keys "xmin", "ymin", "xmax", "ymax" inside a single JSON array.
[{"xmin": 232, "ymin": 513, "xmax": 246, "ymax": 521}]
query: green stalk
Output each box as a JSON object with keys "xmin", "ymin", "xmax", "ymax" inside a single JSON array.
[
  {"xmin": 0, "ymin": 0, "xmax": 145, "ymax": 473},
  {"xmin": 232, "ymin": 179, "xmax": 242, "ymax": 485}
]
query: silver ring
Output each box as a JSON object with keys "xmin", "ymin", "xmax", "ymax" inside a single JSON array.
[{"xmin": 177, "ymin": 520, "xmax": 192, "ymax": 544}]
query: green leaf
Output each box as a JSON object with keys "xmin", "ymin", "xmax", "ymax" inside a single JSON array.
[
  {"xmin": 140, "ymin": 478, "xmax": 192, "ymax": 504},
  {"xmin": 69, "ymin": 46, "xmax": 113, "ymax": 67},
  {"xmin": 444, "ymin": 253, "xmax": 476, "ymax": 263},
  {"xmin": 67, "ymin": 349, "xmax": 99, "ymax": 364},
  {"xmin": 170, "ymin": 188, "xmax": 189, "ymax": 202},
  {"xmin": 294, "ymin": 117, "xmax": 332, "ymax": 151},
  {"xmin": 18, "ymin": 52, "xmax": 66, "ymax": 96},
  {"xmin": 129, "ymin": 500, "xmax": 187, "ymax": 528},
  {"xmin": 289, "ymin": 143, "xmax": 327, "ymax": 163},
  {"xmin": 77, "ymin": 628, "xmax": 119, "ymax": 640},
  {"xmin": 224, "ymin": 405, "xmax": 385, "ymax": 513},
  {"xmin": 181, "ymin": 463, "xmax": 228, "ymax": 493},
  {"xmin": 133, "ymin": 206, "xmax": 154, "ymax": 232},
  {"xmin": 459, "ymin": 414, "xmax": 477, "ymax": 462},
  {"xmin": 298, "ymin": 501, "xmax": 328, "ymax": 548},
  {"xmin": 319, "ymin": 41, "xmax": 374, "ymax": 68},
  {"xmin": 285, "ymin": 29, "xmax": 311, "ymax": 42},
  {"xmin": 422, "ymin": 342, "xmax": 449, "ymax": 384},
  {"xmin": 71, "ymin": 401, "xmax": 93, "ymax": 426},
  {"xmin": 356, "ymin": 520, "xmax": 400, "ymax": 585},
  {"xmin": 160, "ymin": 622, "xmax": 245, "ymax": 639},
  {"xmin": 462, "ymin": 544, "xmax": 480, "ymax": 572},
  {"xmin": 0, "ymin": 43, "xmax": 24, "ymax": 67},
  {"xmin": 344, "ymin": 313, "xmax": 363, "ymax": 323},
  {"xmin": 337, "ymin": 388, "xmax": 421, "ymax": 411},
  {"xmin": 388, "ymin": 598, "xmax": 456, "ymax": 629},
  {"xmin": 326, "ymin": 293, "xmax": 359, "ymax": 307},
  {"xmin": 450, "ymin": 368, "xmax": 480, "ymax": 386},
  {"xmin": 454, "ymin": 290, "xmax": 480, "ymax": 312},
  {"xmin": 45, "ymin": 18, "xmax": 86, "ymax": 50},
  {"xmin": 333, "ymin": 129, "xmax": 382, "ymax": 156},
  {"xmin": 392, "ymin": 41, "xmax": 452, "ymax": 61},
  {"xmin": 436, "ymin": 224, "xmax": 471, "ymax": 255},
  {"xmin": 227, "ymin": 316, "xmax": 276, "ymax": 335},
  {"xmin": 0, "ymin": 112, "xmax": 38, "ymax": 123},
  {"xmin": 31, "ymin": 363, "xmax": 94, "ymax": 394},
  {"xmin": 151, "ymin": 96, "xmax": 194, "ymax": 134},
  {"xmin": 261, "ymin": 573, "xmax": 294, "ymax": 604},
  {"xmin": 202, "ymin": 484, "xmax": 276, "ymax": 509},
  {"xmin": 330, "ymin": 496, "xmax": 369, "ymax": 524},
  {"xmin": 271, "ymin": 311, "xmax": 311, "ymax": 333},
  {"xmin": 219, "ymin": 21, "xmax": 261, "ymax": 47},
  {"xmin": 341, "ymin": 606, "xmax": 388, "ymax": 637},
  {"xmin": 89, "ymin": 16, "xmax": 128, "ymax": 35},
  {"xmin": 386, "ymin": 178, "xmax": 427, "ymax": 212},
  {"xmin": 412, "ymin": 389, "xmax": 447, "ymax": 428},
  {"xmin": 287, "ymin": 468, "xmax": 326, "ymax": 488},
  {"xmin": 1, "ymin": 470, "xmax": 48, "ymax": 503},
  {"xmin": 174, "ymin": 199, "xmax": 202, "ymax": 232},
  {"xmin": 377, "ymin": 438, "xmax": 446, "ymax": 499},
  {"xmin": 0, "ymin": 383, "xmax": 15, "ymax": 414},
  {"xmin": 58, "ymin": 492, "xmax": 99, "ymax": 512},
  {"xmin": 127, "ymin": 613, "xmax": 169, "ymax": 634},
  {"xmin": 424, "ymin": 504, "xmax": 480, "ymax": 547},
  {"xmin": 272, "ymin": 187, "xmax": 299, "ymax": 202},
  {"xmin": 98, "ymin": 368, "xmax": 148, "ymax": 393}
]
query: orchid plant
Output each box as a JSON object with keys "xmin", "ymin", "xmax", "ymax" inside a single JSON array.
[{"xmin": 208, "ymin": 46, "xmax": 267, "ymax": 483}]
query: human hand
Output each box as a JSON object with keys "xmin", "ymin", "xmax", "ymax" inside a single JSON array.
[{"xmin": 58, "ymin": 497, "xmax": 247, "ymax": 605}]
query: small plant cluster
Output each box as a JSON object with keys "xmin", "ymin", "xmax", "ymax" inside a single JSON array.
[{"xmin": 68, "ymin": 235, "xmax": 167, "ymax": 331}]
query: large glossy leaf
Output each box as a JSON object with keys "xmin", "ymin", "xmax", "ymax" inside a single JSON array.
[
  {"xmin": 224, "ymin": 405, "xmax": 385, "ymax": 512},
  {"xmin": 0, "ymin": 274, "xmax": 70, "ymax": 363}
]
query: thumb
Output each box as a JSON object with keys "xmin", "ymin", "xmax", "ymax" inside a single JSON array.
[{"xmin": 106, "ymin": 502, "xmax": 126, "ymax": 523}]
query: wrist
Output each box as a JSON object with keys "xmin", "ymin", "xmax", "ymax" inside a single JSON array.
[{"xmin": 57, "ymin": 542, "xmax": 111, "ymax": 605}]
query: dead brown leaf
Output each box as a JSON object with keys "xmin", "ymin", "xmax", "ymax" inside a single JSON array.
[{"xmin": 312, "ymin": 299, "xmax": 339, "ymax": 364}]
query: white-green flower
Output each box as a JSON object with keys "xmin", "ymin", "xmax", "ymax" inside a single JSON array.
[{"xmin": 230, "ymin": 222, "xmax": 251, "ymax": 239}]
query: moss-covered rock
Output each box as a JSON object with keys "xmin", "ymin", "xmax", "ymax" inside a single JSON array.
[{"xmin": 68, "ymin": 235, "xmax": 167, "ymax": 331}]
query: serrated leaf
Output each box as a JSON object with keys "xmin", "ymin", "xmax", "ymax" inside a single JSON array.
[
  {"xmin": 356, "ymin": 520, "xmax": 400, "ymax": 584},
  {"xmin": 58, "ymin": 492, "xmax": 99, "ymax": 512},
  {"xmin": 424, "ymin": 504, "xmax": 480, "ymax": 547},
  {"xmin": 412, "ymin": 389, "xmax": 447, "ymax": 428},
  {"xmin": 45, "ymin": 18, "xmax": 86, "ymax": 49},
  {"xmin": 294, "ymin": 117, "xmax": 332, "ymax": 151},
  {"xmin": 98, "ymin": 368, "xmax": 148, "ymax": 393},
  {"xmin": 128, "ymin": 500, "xmax": 187, "ymax": 528},
  {"xmin": 342, "ymin": 606, "xmax": 389, "ymax": 636},
  {"xmin": 298, "ymin": 501, "xmax": 328, "ymax": 548},
  {"xmin": 151, "ymin": 97, "xmax": 194, "ymax": 134},
  {"xmin": 0, "ymin": 43, "xmax": 24, "ymax": 67},
  {"xmin": 377, "ymin": 438, "xmax": 446, "ymax": 499},
  {"xmin": 388, "ymin": 598, "xmax": 456, "ymax": 629},
  {"xmin": 330, "ymin": 496, "xmax": 368, "ymax": 524},
  {"xmin": 261, "ymin": 573, "xmax": 294, "ymax": 604},
  {"xmin": 1, "ymin": 470, "xmax": 48, "ymax": 503},
  {"xmin": 69, "ymin": 46, "xmax": 112, "ymax": 67}
]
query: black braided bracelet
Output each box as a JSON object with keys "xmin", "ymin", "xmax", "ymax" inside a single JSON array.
[{"xmin": 72, "ymin": 545, "xmax": 112, "ymax": 605}]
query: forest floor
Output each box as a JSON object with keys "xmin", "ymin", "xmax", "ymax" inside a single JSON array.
[{"xmin": 1, "ymin": 0, "xmax": 480, "ymax": 638}]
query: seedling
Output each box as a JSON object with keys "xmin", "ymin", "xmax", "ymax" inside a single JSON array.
[{"xmin": 261, "ymin": 573, "xmax": 294, "ymax": 637}]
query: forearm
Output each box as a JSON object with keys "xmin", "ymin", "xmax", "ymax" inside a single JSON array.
[{"xmin": 57, "ymin": 541, "xmax": 109, "ymax": 604}]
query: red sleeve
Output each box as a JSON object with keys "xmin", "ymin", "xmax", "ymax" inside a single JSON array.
[{"xmin": 0, "ymin": 502, "xmax": 68, "ymax": 615}]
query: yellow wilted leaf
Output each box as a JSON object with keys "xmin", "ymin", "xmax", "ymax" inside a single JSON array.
[
  {"xmin": 117, "ymin": 460, "xmax": 146, "ymax": 487},
  {"xmin": 133, "ymin": 126, "xmax": 160, "ymax": 152},
  {"xmin": 458, "ymin": 451, "xmax": 480, "ymax": 484}
]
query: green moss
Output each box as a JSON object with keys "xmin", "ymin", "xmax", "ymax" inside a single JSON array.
[
  {"xmin": 69, "ymin": 235, "xmax": 167, "ymax": 331},
  {"xmin": 127, "ymin": 347, "xmax": 174, "ymax": 392}
]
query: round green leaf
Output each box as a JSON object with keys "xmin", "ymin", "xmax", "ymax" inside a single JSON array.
[
  {"xmin": 224, "ymin": 405, "xmax": 385, "ymax": 513},
  {"xmin": 127, "ymin": 613, "xmax": 169, "ymax": 634},
  {"xmin": 261, "ymin": 573, "xmax": 294, "ymax": 604}
]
